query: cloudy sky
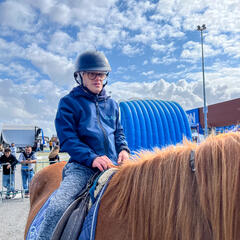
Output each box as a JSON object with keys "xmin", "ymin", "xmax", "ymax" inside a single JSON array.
[{"xmin": 0, "ymin": 0, "xmax": 240, "ymax": 137}]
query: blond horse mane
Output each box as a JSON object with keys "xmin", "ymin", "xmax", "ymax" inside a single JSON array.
[{"xmin": 99, "ymin": 132, "xmax": 240, "ymax": 240}]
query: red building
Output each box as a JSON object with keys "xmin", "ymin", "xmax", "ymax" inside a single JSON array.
[{"xmin": 199, "ymin": 98, "xmax": 240, "ymax": 128}]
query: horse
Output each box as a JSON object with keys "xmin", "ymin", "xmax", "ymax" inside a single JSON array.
[{"xmin": 25, "ymin": 132, "xmax": 240, "ymax": 240}]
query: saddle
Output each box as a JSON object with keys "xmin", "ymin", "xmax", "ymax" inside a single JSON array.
[{"xmin": 51, "ymin": 169, "xmax": 117, "ymax": 240}]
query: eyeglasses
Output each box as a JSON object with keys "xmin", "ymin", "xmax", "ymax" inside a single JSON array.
[{"xmin": 85, "ymin": 72, "xmax": 108, "ymax": 80}]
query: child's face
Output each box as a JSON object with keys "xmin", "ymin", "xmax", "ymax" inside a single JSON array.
[{"xmin": 82, "ymin": 72, "xmax": 104, "ymax": 94}]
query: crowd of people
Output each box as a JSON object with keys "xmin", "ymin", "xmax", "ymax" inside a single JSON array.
[{"xmin": 0, "ymin": 142, "xmax": 60, "ymax": 199}]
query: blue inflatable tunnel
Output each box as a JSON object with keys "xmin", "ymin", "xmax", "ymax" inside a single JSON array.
[{"xmin": 119, "ymin": 99, "xmax": 191, "ymax": 152}]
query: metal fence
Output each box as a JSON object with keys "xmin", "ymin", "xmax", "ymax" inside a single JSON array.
[
  {"xmin": 0, "ymin": 153, "xmax": 69, "ymax": 202},
  {"xmin": 0, "ymin": 163, "xmax": 24, "ymax": 201},
  {"xmin": 1, "ymin": 158, "xmax": 67, "ymax": 202}
]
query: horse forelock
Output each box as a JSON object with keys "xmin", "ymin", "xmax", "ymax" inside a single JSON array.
[{"xmin": 98, "ymin": 132, "xmax": 240, "ymax": 240}]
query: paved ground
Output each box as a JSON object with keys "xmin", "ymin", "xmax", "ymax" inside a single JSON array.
[
  {"xmin": 0, "ymin": 152, "xmax": 69, "ymax": 240},
  {"xmin": 0, "ymin": 164, "xmax": 30, "ymax": 240},
  {"xmin": 0, "ymin": 195, "xmax": 30, "ymax": 240}
]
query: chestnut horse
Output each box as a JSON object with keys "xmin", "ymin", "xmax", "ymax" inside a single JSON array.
[{"xmin": 25, "ymin": 132, "xmax": 240, "ymax": 240}]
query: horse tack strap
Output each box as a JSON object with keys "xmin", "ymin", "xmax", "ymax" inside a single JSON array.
[
  {"xmin": 189, "ymin": 150, "xmax": 196, "ymax": 172},
  {"xmin": 88, "ymin": 168, "xmax": 118, "ymax": 210},
  {"xmin": 59, "ymin": 194, "xmax": 90, "ymax": 240},
  {"xmin": 51, "ymin": 193, "xmax": 87, "ymax": 240},
  {"xmin": 79, "ymin": 174, "xmax": 115, "ymax": 240}
]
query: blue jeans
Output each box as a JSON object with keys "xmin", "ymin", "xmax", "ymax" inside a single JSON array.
[
  {"xmin": 21, "ymin": 169, "xmax": 34, "ymax": 194},
  {"xmin": 36, "ymin": 162, "xmax": 95, "ymax": 240},
  {"xmin": 3, "ymin": 173, "xmax": 15, "ymax": 194}
]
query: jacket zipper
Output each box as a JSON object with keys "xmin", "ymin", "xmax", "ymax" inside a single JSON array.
[{"xmin": 95, "ymin": 101, "xmax": 109, "ymax": 156}]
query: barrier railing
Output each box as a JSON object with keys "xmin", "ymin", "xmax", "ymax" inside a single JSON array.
[
  {"xmin": 0, "ymin": 163, "xmax": 24, "ymax": 201},
  {"xmin": 1, "ymin": 152, "xmax": 69, "ymax": 202},
  {"xmin": 34, "ymin": 160, "xmax": 60, "ymax": 172}
]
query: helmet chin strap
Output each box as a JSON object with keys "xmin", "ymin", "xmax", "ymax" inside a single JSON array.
[
  {"xmin": 74, "ymin": 72, "xmax": 83, "ymax": 85},
  {"xmin": 103, "ymin": 80, "xmax": 108, "ymax": 87}
]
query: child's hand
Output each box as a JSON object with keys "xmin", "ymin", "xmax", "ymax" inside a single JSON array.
[
  {"xmin": 92, "ymin": 156, "xmax": 112, "ymax": 171},
  {"xmin": 117, "ymin": 150, "xmax": 130, "ymax": 165}
]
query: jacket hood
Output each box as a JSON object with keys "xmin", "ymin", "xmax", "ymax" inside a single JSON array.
[{"xmin": 70, "ymin": 85, "xmax": 110, "ymax": 101}]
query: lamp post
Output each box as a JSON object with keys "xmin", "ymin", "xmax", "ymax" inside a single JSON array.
[{"xmin": 197, "ymin": 24, "xmax": 208, "ymax": 137}]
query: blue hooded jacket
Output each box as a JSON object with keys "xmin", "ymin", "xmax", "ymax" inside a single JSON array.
[{"xmin": 55, "ymin": 85, "xmax": 129, "ymax": 168}]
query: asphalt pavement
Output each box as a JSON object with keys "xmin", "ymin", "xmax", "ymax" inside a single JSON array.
[{"xmin": 0, "ymin": 152, "xmax": 69, "ymax": 239}]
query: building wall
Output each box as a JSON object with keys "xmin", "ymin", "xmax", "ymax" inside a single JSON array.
[{"xmin": 199, "ymin": 98, "xmax": 240, "ymax": 128}]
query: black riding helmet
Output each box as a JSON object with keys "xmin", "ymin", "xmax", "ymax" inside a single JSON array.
[{"xmin": 74, "ymin": 51, "xmax": 111, "ymax": 86}]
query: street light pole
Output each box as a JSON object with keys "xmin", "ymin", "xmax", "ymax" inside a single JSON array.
[{"xmin": 197, "ymin": 24, "xmax": 208, "ymax": 137}]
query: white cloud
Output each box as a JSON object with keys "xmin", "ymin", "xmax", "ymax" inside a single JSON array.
[
  {"xmin": 122, "ymin": 75, "xmax": 132, "ymax": 81},
  {"xmin": 142, "ymin": 70, "xmax": 154, "ymax": 76},
  {"xmin": 151, "ymin": 43, "xmax": 167, "ymax": 52},
  {"xmin": 0, "ymin": 0, "xmax": 36, "ymax": 32},
  {"xmin": 0, "ymin": 63, "xmax": 40, "ymax": 83},
  {"xmin": 26, "ymin": 44, "xmax": 74, "ymax": 85},
  {"xmin": 115, "ymin": 66, "xmax": 128, "ymax": 74},
  {"xmin": 151, "ymin": 55, "xmax": 177, "ymax": 65},
  {"xmin": 0, "ymin": 38, "xmax": 25, "ymax": 60},
  {"xmin": 181, "ymin": 40, "xmax": 221, "ymax": 62},
  {"xmin": 106, "ymin": 79, "xmax": 203, "ymax": 110},
  {"xmin": 27, "ymin": 0, "xmax": 56, "ymax": 14},
  {"xmin": 76, "ymin": 24, "xmax": 126, "ymax": 50},
  {"xmin": 107, "ymin": 68, "xmax": 240, "ymax": 111},
  {"xmin": 0, "ymin": 79, "xmax": 38, "ymax": 120},
  {"xmin": 58, "ymin": 0, "xmax": 118, "ymax": 26},
  {"xmin": 206, "ymin": 33, "xmax": 240, "ymax": 59},
  {"xmin": 49, "ymin": 3, "xmax": 71, "ymax": 25},
  {"xmin": 115, "ymin": 65, "xmax": 137, "ymax": 75},
  {"xmin": 151, "ymin": 42, "xmax": 175, "ymax": 53},
  {"xmin": 122, "ymin": 44, "xmax": 141, "ymax": 56},
  {"xmin": 47, "ymin": 31, "xmax": 74, "ymax": 56},
  {"xmin": 151, "ymin": 57, "xmax": 161, "ymax": 64},
  {"xmin": 182, "ymin": 1, "xmax": 240, "ymax": 33},
  {"xmin": 129, "ymin": 65, "xmax": 137, "ymax": 71},
  {"xmin": 27, "ymin": 0, "xmax": 118, "ymax": 27},
  {"xmin": 0, "ymin": 77, "xmax": 68, "ymax": 137}
]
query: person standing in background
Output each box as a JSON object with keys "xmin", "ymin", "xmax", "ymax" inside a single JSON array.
[
  {"xmin": 36, "ymin": 141, "xmax": 41, "ymax": 152},
  {"xmin": 0, "ymin": 144, "xmax": 3, "ymax": 170},
  {"xmin": 0, "ymin": 148, "xmax": 18, "ymax": 199},
  {"xmin": 18, "ymin": 146, "xmax": 37, "ymax": 198},
  {"xmin": 10, "ymin": 143, "xmax": 17, "ymax": 157},
  {"xmin": 0, "ymin": 144, "xmax": 4, "ymax": 157},
  {"xmin": 48, "ymin": 145, "xmax": 60, "ymax": 165},
  {"xmin": 49, "ymin": 140, "xmax": 53, "ymax": 151}
]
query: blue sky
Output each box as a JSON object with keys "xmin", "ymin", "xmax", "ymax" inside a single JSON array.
[{"xmin": 0, "ymin": 0, "xmax": 240, "ymax": 137}]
